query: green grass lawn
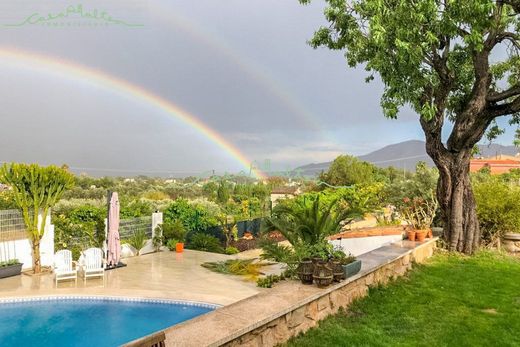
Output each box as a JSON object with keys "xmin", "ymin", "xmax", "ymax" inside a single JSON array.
[{"xmin": 285, "ymin": 251, "xmax": 520, "ymax": 347}]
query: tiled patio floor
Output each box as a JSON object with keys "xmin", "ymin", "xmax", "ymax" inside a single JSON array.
[{"xmin": 0, "ymin": 250, "xmax": 263, "ymax": 305}]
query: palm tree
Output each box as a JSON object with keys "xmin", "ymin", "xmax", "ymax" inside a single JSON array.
[{"xmin": 264, "ymin": 195, "xmax": 359, "ymax": 251}]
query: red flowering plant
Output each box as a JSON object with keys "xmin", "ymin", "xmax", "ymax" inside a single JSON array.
[{"xmin": 400, "ymin": 194, "xmax": 438, "ymax": 230}]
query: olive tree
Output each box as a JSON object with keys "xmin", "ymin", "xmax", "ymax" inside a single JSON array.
[
  {"xmin": 301, "ymin": 0, "xmax": 520, "ymax": 253},
  {"xmin": 0, "ymin": 163, "xmax": 74, "ymax": 272}
]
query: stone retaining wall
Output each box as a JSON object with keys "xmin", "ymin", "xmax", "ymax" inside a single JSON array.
[
  {"xmin": 223, "ymin": 240, "xmax": 435, "ymax": 347},
  {"xmin": 161, "ymin": 239, "xmax": 437, "ymax": 347}
]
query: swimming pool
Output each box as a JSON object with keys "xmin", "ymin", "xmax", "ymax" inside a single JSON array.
[{"xmin": 0, "ymin": 296, "xmax": 217, "ymax": 347}]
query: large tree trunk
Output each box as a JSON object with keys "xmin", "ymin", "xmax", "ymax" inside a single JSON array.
[{"xmin": 425, "ymin": 144, "xmax": 480, "ymax": 254}]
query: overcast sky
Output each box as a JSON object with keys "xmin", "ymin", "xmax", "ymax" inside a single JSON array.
[{"xmin": 0, "ymin": 0, "xmax": 516, "ymax": 176}]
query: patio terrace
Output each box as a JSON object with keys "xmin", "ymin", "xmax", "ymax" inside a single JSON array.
[{"xmin": 0, "ymin": 250, "xmax": 263, "ymax": 306}]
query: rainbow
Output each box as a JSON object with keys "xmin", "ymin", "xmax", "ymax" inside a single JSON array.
[
  {"xmin": 0, "ymin": 46, "xmax": 266, "ymax": 179},
  {"xmin": 150, "ymin": 3, "xmax": 328, "ymax": 136}
]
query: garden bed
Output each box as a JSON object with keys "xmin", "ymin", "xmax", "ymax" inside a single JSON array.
[{"xmin": 230, "ymin": 231, "xmax": 285, "ymax": 252}]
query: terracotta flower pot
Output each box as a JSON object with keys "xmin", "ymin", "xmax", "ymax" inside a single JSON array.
[
  {"xmin": 416, "ymin": 230, "xmax": 427, "ymax": 242},
  {"xmin": 176, "ymin": 242, "xmax": 184, "ymax": 253},
  {"xmin": 407, "ymin": 230, "xmax": 416, "ymax": 241}
]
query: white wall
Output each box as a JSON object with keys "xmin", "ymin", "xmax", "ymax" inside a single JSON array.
[
  {"xmin": 330, "ymin": 234, "xmax": 403, "ymax": 257},
  {"xmin": 0, "ymin": 214, "xmax": 54, "ymax": 270},
  {"xmin": 1, "ymin": 211, "xmax": 164, "ymax": 267}
]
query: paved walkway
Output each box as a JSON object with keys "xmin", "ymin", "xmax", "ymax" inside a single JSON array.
[{"xmin": 0, "ymin": 250, "xmax": 263, "ymax": 305}]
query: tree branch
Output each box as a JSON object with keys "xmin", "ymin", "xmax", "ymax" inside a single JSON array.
[
  {"xmin": 487, "ymin": 95, "xmax": 520, "ymax": 117},
  {"xmin": 488, "ymin": 84, "xmax": 520, "ymax": 102},
  {"xmin": 501, "ymin": 0, "xmax": 520, "ymax": 13},
  {"xmin": 496, "ymin": 31, "xmax": 520, "ymax": 50}
]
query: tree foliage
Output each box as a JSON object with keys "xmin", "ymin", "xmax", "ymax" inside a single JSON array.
[
  {"xmin": 301, "ymin": 0, "xmax": 520, "ymax": 125},
  {"xmin": 300, "ymin": 0, "xmax": 520, "ymax": 253},
  {"xmin": 319, "ymin": 155, "xmax": 379, "ymax": 187},
  {"xmin": 0, "ymin": 163, "xmax": 74, "ymax": 272},
  {"xmin": 384, "ymin": 162, "xmax": 439, "ymax": 206}
]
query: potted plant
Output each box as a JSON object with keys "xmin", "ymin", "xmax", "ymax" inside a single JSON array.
[
  {"xmin": 0, "ymin": 259, "xmax": 23, "ymax": 279},
  {"xmin": 330, "ymin": 248, "xmax": 347, "ymax": 282},
  {"xmin": 310, "ymin": 242, "xmax": 335, "ymax": 287},
  {"xmin": 312, "ymin": 259, "xmax": 333, "ymax": 288},
  {"xmin": 400, "ymin": 195, "xmax": 437, "ymax": 242},
  {"xmin": 152, "ymin": 225, "xmax": 164, "ymax": 252},
  {"xmin": 341, "ymin": 253, "xmax": 362, "ymax": 278},
  {"xmin": 309, "ymin": 242, "xmax": 332, "ymax": 263},
  {"xmin": 295, "ymin": 245, "xmax": 314, "ymax": 284},
  {"xmin": 296, "ymin": 257, "xmax": 314, "ymax": 284},
  {"xmin": 261, "ymin": 195, "xmax": 363, "ymax": 287}
]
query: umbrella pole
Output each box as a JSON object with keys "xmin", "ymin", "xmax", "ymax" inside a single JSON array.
[{"xmin": 106, "ymin": 190, "xmax": 112, "ymax": 269}]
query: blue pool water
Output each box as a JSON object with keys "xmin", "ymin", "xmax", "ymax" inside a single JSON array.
[{"xmin": 0, "ymin": 297, "xmax": 215, "ymax": 347}]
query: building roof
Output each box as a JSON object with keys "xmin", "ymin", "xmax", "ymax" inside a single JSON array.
[
  {"xmin": 471, "ymin": 159, "xmax": 520, "ymax": 165},
  {"xmin": 470, "ymin": 157, "xmax": 520, "ymax": 174}
]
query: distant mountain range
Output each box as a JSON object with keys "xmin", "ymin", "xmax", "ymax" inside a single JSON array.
[{"xmin": 295, "ymin": 140, "xmax": 520, "ymax": 177}]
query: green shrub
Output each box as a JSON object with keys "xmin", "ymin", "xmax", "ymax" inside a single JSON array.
[
  {"xmin": 163, "ymin": 199, "xmax": 219, "ymax": 233},
  {"xmin": 256, "ymin": 274, "xmax": 282, "ymax": 288},
  {"xmin": 161, "ymin": 219, "xmax": 187, "ymax": 244},
  {"xmin": 53, "ymin": 204, "xmax": 106, "ymax": 255},
  {"xmin": 152, "ymin": 232, "xmax": 163, "ymax": 252},
  {"xmin": 225, "ymin": 246, "xmax": 240, "ymax": 255},
  {"xmin": 383, "ymin": 162, "xmax": 438, "ymax": 207},
  {"xmin": 474, "ymin": 178, "xmax": 520, "ymax": 243},
  {"xmin": 189, "ymin": 233, "xmax": 223, "ymax": 253},
  {"xmin": 120, "ymin": 199, "xmax": 154, "ymax": 218},
  {"xmin": 0, "ymin": 259, "xmax": 20, "ymax": 267},
  {"xmin": 0, "ymin": 190, "xmax": 18, "ymax": 210},
  {"xmin": 166, "ymin": 238, "xmax": 179, "ymax": 251}
]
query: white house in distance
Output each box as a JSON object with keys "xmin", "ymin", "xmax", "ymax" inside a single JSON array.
[{"xmin": 270, "ymin": 186, "xmax": 301, "ymax": 207}]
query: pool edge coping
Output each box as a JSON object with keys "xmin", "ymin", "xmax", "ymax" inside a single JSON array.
[{"xmin": 0, "ymin": 295, "xmax": 223, "ymax": 310}]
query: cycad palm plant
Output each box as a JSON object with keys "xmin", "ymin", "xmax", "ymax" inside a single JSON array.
[{"xmin": 264, "ymin": 195, "xmax": 359, "ymax": 257}]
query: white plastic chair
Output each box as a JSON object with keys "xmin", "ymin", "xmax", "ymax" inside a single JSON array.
[
  {"xmin": 54, "ymin": 250, "xmax": 78, "ymax": 285},
  {"xmin": 81, "ymin": 248, "xmax": 105, "ymax": 283}
]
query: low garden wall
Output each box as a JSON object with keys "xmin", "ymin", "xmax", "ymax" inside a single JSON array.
[
  {"xmin": 158, "ymin": 238, "xmax": 437, "ymax": 347},
  {"xmin": 328, "ymin": 226, "xmax": 405, "ymax": 256}
]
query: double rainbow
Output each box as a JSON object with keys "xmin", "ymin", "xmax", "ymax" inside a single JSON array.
[{"xmin": 0, "ymin": 46, "xmax": 266, "ymax": 179}]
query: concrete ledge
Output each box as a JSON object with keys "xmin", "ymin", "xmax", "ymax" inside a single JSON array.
[
  {"xmin": 329, "ymin": 226, "xmax": 405, "ymax": 240},
  {"xmin": 159, "ymin": 238, "xmax": 437, "ymax": 347}
]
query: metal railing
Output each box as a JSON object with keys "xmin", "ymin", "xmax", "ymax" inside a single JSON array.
[
  {"xmin": 0, "ymin": 209, "xmax": 26, "ymax": 242},
  {"xmin": 119, "ymin": 216, "xmax": 153, "ymax": 240}
]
